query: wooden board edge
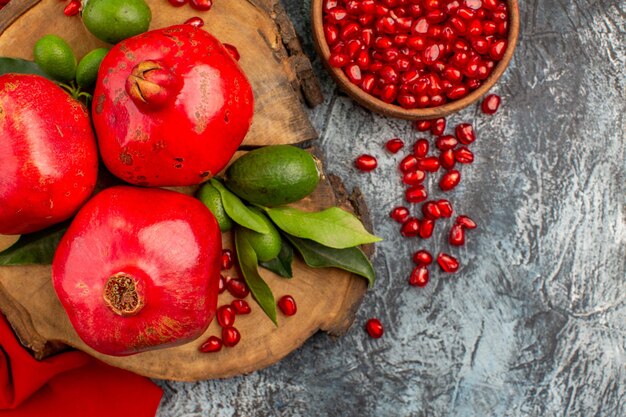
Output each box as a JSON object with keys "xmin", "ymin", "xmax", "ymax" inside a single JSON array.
[{"xmin": 0, "ymin": 0, "xmax": 39, "ymax": 34}]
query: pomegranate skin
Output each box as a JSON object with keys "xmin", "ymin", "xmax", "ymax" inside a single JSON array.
[
  {"xmin": 93, "ymin": 25, "xmax": 254, "ymax": 187},
  {"xmin": 52, "ymin": 186, "xmax": 222, "ymax": 356},
  {"xmin": 0, "ymin": 74, "xmax": 98, "ymax": 235}
]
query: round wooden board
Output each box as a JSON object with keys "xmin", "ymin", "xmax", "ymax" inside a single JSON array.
[{"xmin": 0, "ymin": 2, "xmax": 371, "ymax": 381}]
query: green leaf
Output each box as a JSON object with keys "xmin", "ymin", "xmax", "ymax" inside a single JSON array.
[
  {"xmin": 264, "ymin": 206, "xmax": 382, "ymax": 249},
  {"xmin": 284, "ymin": 234, "xmax": 376, "ymax": 287},
  {"xmin": 235, "ymin": 228, "xmax": 278, "ymax": 325},
  {"xmin": 0, "ymin": 57, "xmax": 52, "ymax": 79},
  {"xmin": 259, "ymin": 236, "xmax": 294, "ymax": 278},
  {"xmin": 0, "ymin": 225, "xmax": 67, "ymax": 265},
  {"xmin": 211, "ymin": 179, "xmax": 270, "ymax": 234}
]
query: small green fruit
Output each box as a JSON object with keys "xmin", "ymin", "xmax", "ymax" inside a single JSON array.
[
  {"xmin": 82, "ymin": 0, "xmax": 152, "ymax": 44},
  {"xmin": 237, "ymin": 208, "xmax": 281, "ymax": 262},
  {"xmin": 197, "ymin": 182, "xmax": 233, "ymax": 232},
  {"xmin": 76, "ymin": 48, "xmax": 109, "ymax": 89},
  {"xmin": 33, "ymin": 35, "xmax": 77, "ymax": 83}
]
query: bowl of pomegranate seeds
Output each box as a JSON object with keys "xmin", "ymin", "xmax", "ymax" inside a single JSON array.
[{"xmin": 312, "ymin": 0, "xmax": 519, "ymax": 120}]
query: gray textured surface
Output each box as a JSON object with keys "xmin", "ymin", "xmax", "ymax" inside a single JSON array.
[{"xmin": 155, "ymin": 1, "xmax": 626, "ymax": 416}]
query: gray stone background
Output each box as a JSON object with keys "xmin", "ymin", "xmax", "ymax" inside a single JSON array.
[{"xmin": 155, "ymin": 1, "xmax": 626, "ymax": 416}]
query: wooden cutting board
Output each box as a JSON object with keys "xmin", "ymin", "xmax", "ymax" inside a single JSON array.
[{"xmin": 0, "ymin": 1, "xmax": 372, "ymax": 381}]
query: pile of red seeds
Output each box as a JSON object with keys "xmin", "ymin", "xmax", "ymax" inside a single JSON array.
[
  {"xmin": 322, "ymin": 0, "xmax": 509, "ymax": 108},
  {"xmin": 358, "ymin": 95, "xmax": 500, "ymax": 338},
  {"xmin": 198, "ymin": 248, "xmax": 298, "ymax": 353}
]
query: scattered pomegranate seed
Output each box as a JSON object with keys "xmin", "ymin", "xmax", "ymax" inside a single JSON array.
[
  {"xmin": 419, "ymin": 218, "xmax": 435, "ymax": 239},
  {"xmin": 184, "ymin": 16, "xmax": 205, "ymax": 28},
  {"xmin": 417, "ymin": 156, "xmax": 440, "ymax": 172},
  {"xmin": 439, "ymin": 149, "xmax": 456, "ymax": 170},
  {"xmin": 401, "ymin": 218, "xmax": 420, "ymax": 237},
  {"xmin": 413, "ymin": 250, "xmax": 433, "ymax": 266},
  {"xmin": 422, "ymin": 201, "xmax": 441, "ymax": 220},
  {"xmin": 231, "ymin": 299, "xmax": 251, "ymax": 315},
  {"xmin": 409, "ymin": 266, "xmax": 429, "ymax": 287},
  {"xmin": 449, "ymin": 224, "xmax": 466, "ymax": 246},
  {"xmin": 223, "ymin": 43, "xmax": 241, "ymax": 61},
  {"xmin": 390, "ymin": 206, "xmax": 410, "ymax": 223},
  {"xmin": 431, "ymin": 118, "xmax": 446, "ymax": 136},
  {"xmin": 413, "ymin": 139, "xmax": 430, "ymax": 158},
  {"xmin": 454, "ymin": 147, "xmax": 474, "ymax": 164},
  {"xmin": 402, "ymin": 170, "xmax": 426, "ymax": 185},
  {"xmin": 190, "ymin": 0, "xmax": 212, "ymax": 11},
  {"xmin": 440, "ymin": 170, "xmax": 461, "ymax": 191},
  {"xmin": 277, "ymin": 295, "xmax": 297, "ymax": 316},
  {"xmin": 437, "ymin": 199, "xmax": 454, "ymax": 217},
  {"xmin": 64, "ymin": 0, "xmax": 81, "ymax": 16},
  {"xmin": 437, "ymin": 253, "xmax": 459, "ymax": 273},
  {"xmin": 222, "ymin": 327, "xmax": 241, "ymax": 347},
  {"xmin": 457, "ymin": 215, "xmax": 477, "ymax": 229},
  {"xmin": 405, "ymin": 186, "xmax": 428, "ymax": 203},
  {"xmin": 435, "ymin": 135, "xmax": 458, "ymax": 151},
  {"xmin": 481, "ymin": 94, "xmax": 501, "ymax": 114},
  {"xmin": 385, "ymin": 138, "xmax": 404, "ymax": 153},
  {"xmin": 218, "ymin": 275, "xmax": 226, "ymax": 294},
  {"xmin": 221, "ymin": 249, "xmax": 233, "ymax": 270},
  {"xmin": 414, "ymin": 120, "xmax": 431, "ymax": 131},
  {"xmin": 399, "ymin": 154, "xmax": 419, "ymax": 173},
  {"xmin": 355, "ymin": 154, "xmax": 378, "ymax": 172},
  {"xmin": 455, "ymin": 123, "xmax": 476, "ymax": 144},
  {"xmin": 199, "ymin": 336, "xmax": 222, "ymax": 353},
  {"xmin": 226, "ymin": 278, "xmax": 250, "ymax": 299},
  {"xmin": 168, "ymin": 0, "xmax": 189, "ymax": 6},
  {"xmin": 365, "ymin": 318, "xmax": 384, "ymax": 339},
  {"xmin": 217, "ymin": 305, "xmax": 236, "ymax": 327}
]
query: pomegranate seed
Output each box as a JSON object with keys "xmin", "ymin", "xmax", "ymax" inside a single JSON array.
[
  {"xmin": 221, "ymin": 249, "xmax": 233, "ymax": 270},
  {"xmin": 409, "ymin": 266, "xmax": 429, "ymax": 287},
  {"xmin": 401, "ymin": 218, "xmax": 420, "ymax": 237},
  {"xmin": 435, "ymin": 135, "xmax": 458, "ymax": 150},
  {"xmin": 190, "ymin": 0, "xmax": 212, "ymax": 11},
  {"xmin": 223, "ymin": 44, "xmax": 240, "ymax": 61},
  {"xmin": 413, "ymin": 139, "xmax": 430, "ymax": 158},
  {"xmin": 231, "ymin": 300, "xmax": 251, "ymax": 315},
  {"xmin": 402, "ymin": 170, "xmax": 426, "ymax": 185},
  {"xmin": 440, "ymin": 149, "xmax": 456, "ymax": 170},
  {"xmin": 385, "ymin": 138, "xmax": 405, "ymax": 153},
  {"xmin": 355, "ymin": 154, "xmax": 378, "ymax": 172},
  {"xmin": 185, "ymin": 16, "xmax": 205, "ymax": 28},
  {"xmin": 437, "ymin": 253, "xmax": 459, "ymax": 273},
  {"xmin": 482, "ymin": 94, "xmax": 501, "ymax": 114},
  {"xmin": 399, "ymin": 154, "xmax": 420, "ymax": 173},
  {"xmin": 329, "ymin": 53, "xmax": 349, "ymax": 68},
  {"xmin": 406, "ymin": 186, "xmax": 428, "ymax": 203},
  {"xmin": 440, "ymin": 170, "xmax": 461, "ymax": 191},
  {"xmin": 422, "ymin": 201, "xmax": 441, "ymax": 219},
  {"xmin": 437, "ymin": 200, "xmax": 453, "ymax": 217},
  {"xmin": 365, "ymin": 318, "xmax": 384, "ymax": 338},
  {"xmin": 324, "ymin": 25, "xmax": 339, "ymax": 46},
  {"xmin": 169, "ymin": 0, "xmax": 189, "ymax": 6},
  {"xmin": 430, "ymin": 118, "xmax": 446, "ymax": 136},
  {"xmin": 413, "ymin": 250, "xmax": 433, "ymax": 265},
  {"xmin": 456, "ymin": 215, "xmax": 477, "ymax": 229},
  {"xmin": 455, "ymin": 123, "xmax": 476, "ymax": 144},
  {"xmin": 390, "ymin": 206, "xmax": 410, "ymax": 223},
  {"xmin": 454, "ymin": 147, "xmax": 474, "ymax": 164},
  {"xmin": 449, "ymin": 224, "xmax": 466, "ymax": 246},
  {"xmin": 419, "ymin": 218, "xmax": 434, "ymax": 239},
  {"xmin": 417, "ymin": 156, "xmax": 440, "ymax": 172},
  {"xmin": 64, "ymin": 0, "xmax": 81, "ymax": 16},
  {"xmin": 199, "ymin": 336, "xmax": 222, "ymax": 353},
  {"xmin": 226, "ymin": 279, "xmax": 250, "ymax": 299},
  {"xmin": 323, "ymin": 0, "xmax": 339, "ymax": 13},
  {"xmin": 217, "ymin": 305, "xmax": 236, "ymax": 328},
  {"xmin": 277, "ymin": 295, "xmax": 297, "ymax": 316},
  {"xmin": 414, "ymin": 120, "xmax": 431, "ymax": 131},
  {"xmin": 222, "ymin": 327, "xmax": 241, "ymax": 347},
  {"xmin": 218, "ymin": 275, "xmax": 226, "ymax": 294}
]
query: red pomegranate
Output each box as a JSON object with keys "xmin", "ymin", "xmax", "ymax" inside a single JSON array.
[
  {"xmin": 0, "ymin": 74, "xmax": 98, "ymax": 235},
  {"xmin": 52, "ymin": 186, "xmax": 222, "ymax": 356},
  {"xmin": 92, "ymin": 25, "xmax": 254, "ymax": 187}
]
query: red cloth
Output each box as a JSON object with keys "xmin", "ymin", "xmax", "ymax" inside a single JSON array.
[{"xmin": 0, "ymin": 315, "xmax": 162, "ymax": 417}]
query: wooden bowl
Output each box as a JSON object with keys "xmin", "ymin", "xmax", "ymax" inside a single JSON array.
[{"xmin": 311, "ymin": 0, "xmax": 520, "ymax": 120}]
